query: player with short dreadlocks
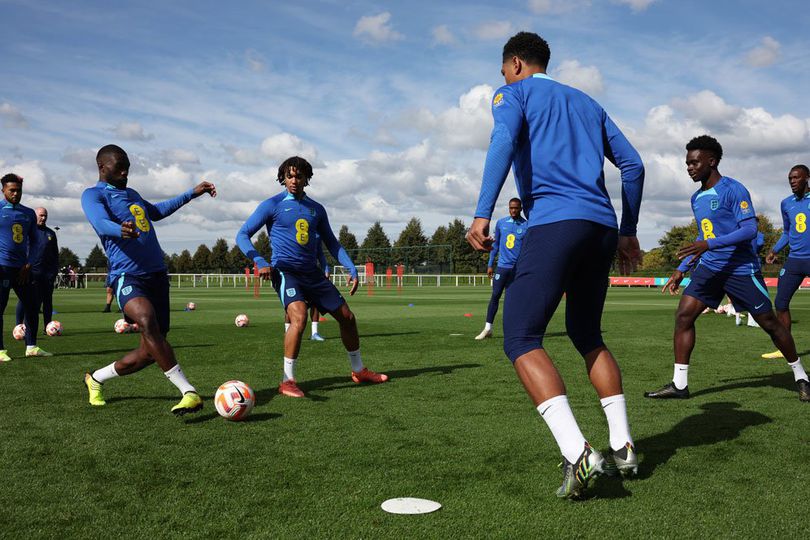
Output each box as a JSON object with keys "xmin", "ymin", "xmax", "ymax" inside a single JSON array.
[{"xmin": 236, "ymin": 156, "xmax": 389, "ymax": 398}]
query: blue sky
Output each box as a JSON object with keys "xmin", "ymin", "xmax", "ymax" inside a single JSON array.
[{"xmin": 2, "ymin": 0, "xmax": 809, "ymax": 259}]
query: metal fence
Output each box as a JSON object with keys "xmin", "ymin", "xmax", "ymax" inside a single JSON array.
[{"xmin": 81, "ymin": 272, "xmax": 492, "ymax": 289}]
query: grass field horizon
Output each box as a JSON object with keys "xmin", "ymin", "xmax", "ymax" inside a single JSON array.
[{"xmin": 1, "ymin": 284, "xmax": 808, "ymax": 538}]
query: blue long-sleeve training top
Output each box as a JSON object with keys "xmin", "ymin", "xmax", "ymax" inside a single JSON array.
[
  {"xmin": 474, "ymin": 73, "xmax": 644, "ymax": 236},
  {"xmin": 487, "ymin": 216, "xmax": 527, "ymax": 269},
  {"xmin": 236, "ymin": 191, "xmax": 356, "ymax": 279},
  {"xmin": 0, "ymin": 201, "xmax": 37, "ymax": 268},
  {"xmin": 81, "ymin": 181, "xmax": 194, "ymax": 276},
  {"xmin": 773, "ymin": 191, "xmax": 810, "ymax": 259},
  {"xmin": 30, "ymin": 225, "xmax": 59, "ymax": 277}
]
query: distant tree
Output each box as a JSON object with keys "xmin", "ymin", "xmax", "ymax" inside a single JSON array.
[
  {"xmin": 192, "ymin": 244, "xmax": 212, "ymax": 272},
  {"xmin": 175, "ymin": 250, "xmax": 193, "ymax": 273},
  {"xmin": 255, "ymin": 231, "xmax": 272, "ymax": 262},
  {"xmin": 657, "ymin": 220, "xmax": 699, "ymax": 268},
  {"xmin": 228, "ymin": 244, "xmax": 251, "ymax": 273},
  {"xmin": 428, "ymin": 225, "xmax": 451, "ymax": 272},
  {"xmin": 85, "ymin": 244, "xmax": 107, "ymax": 270},
  {"xmin": 394, "ymin": 217, "xmax": 428, "ymax": 269},
  {"xmin": 360, "ymin": 221, "xmax": 391, "ymax": 266},
  {"xmin": 445, "ymin": 218, "xmax": 486, "ymax": 273},
  {"xmin": 339, "ymin": 225, "xmax": 359, "ymax": 253},
  {"xmin": 757, "ymin": 214, "xmax": 781, "ymax": 260},
  {"xmin": 59, "ymin": 247, "xmax": 80, "ymax": 269},
  {"xmin": 640, "ymin": 247, "xmax": 667, "ymax": 271},
  {"xmin": 209, "ymin": 238, "xmax": 230, "ymax": 272}
]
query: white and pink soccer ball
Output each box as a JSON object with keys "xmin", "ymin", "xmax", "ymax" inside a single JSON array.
[
  {"xmin": 214, "ymin": 380, "xmax": 255, "ymax": 421},
  {"xmin": 186, "ymin": 302, "xmax": 196, "ymax": 311},
  {"xmin": 45, "ymin": 321, "xmax": 62, "ymax": 336},
  {"xmin": 12, "ymin": 323, "xmax": 26, "ymax": 340},
  {"xmin": 235, "ymin": 314, "xmax": 249, "ymax": 327},
  {"xmin": 114, "ymin": 319, "xmax": 131, "ymax": 334}
]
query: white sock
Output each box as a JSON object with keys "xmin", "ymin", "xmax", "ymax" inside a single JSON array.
[
  {"xmin": 311, "ymin": 321, "xmax": 319, "ymax": 335},
  {"xmin": 747, "ymin": 315, "xmax": 759, "ymax": 328},
  {"xmin": 26, "ymin": 345, "xmax": 35, "ymax": 351},
  {"xmin": 789, "ymin": 358, "xmax": 808, "ymax": 382},
  {"xmin": 284, "ymin": 323, "xmax": 290, "ymax": 333},
  {"xmin": 484, "ymin": 322, "xmax": 492, "ymax": 331},
  {"xmin": 673, "ymin": 364, "xmax": 689, "ymax": 390},
  {"xmin": 348, "ymin": 349, "xmax": 364, "ymax": 372},
  {"xmin": 283, "ymin": 357, "xmax": 296, "ymax": 381},
  {"xmin": 536, "ymin": 395, "xmax": 587, "ymax": 464},
  {"xmin": 600, "ymin": 394, "xmax": 633, "ymax": 451},
  {"xmin": 92, "ymin": 363, "xmax": 119, "ymax": 384},
  {"xmin": 164, "ymin": 364, "xmax": 196, "ymax": 395}
]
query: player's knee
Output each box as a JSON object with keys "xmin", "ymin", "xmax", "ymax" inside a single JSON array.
[{"xmin": 674, "ymin": 309, "xmax": 696, "ymax": 330}]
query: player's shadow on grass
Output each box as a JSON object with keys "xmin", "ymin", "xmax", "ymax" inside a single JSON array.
[
  {"xmin": 182, "ymin": 411, "xmax": 282, "ymax": 424},
  {"xmin": 62, "ymin": 344, "xmax": 215, "ymax": 356},
  {"xmin": 634, "ymin": 402, "xmax": 771, "ymax": 479},
  {"xmin": 689, "ymin": 372, "xmax": 795, "ymax": 398},
  {"xmin": 254, "ymin": 363, "xmax": 483, "ymax": 403}
]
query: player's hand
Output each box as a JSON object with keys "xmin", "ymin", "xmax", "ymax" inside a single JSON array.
[
  {"xmin": 17, "ymin": 264, "xmax": 31, "ymax": 285},
  {"xmin": 677, "ymin": 240, "xmax": 709, "ymax": 260},
  {"xmin": 466, "ymin": 218, "xmax": 493, "ymax": 252},
  {"xmin": 662, "ymin": 270, "xmax": 684, "ymax": 295},
  {"xmin": 765, "ymin": 251, "xmax": 777, "ymax": 264},
  {"xmin": 617, "ymin": 235, "xmax": 642, "ymax": 274},
  {"xmin": 258, "ymin": 266, "xmax": 273, "ymax": 280},
  {"xmin": 193, "ymin": 181, "xmax": 217, "ymax": 198},
  {"xmin": 121, "ymin": 221, "xmax": 139, "ymax": 238},
  {"xmin": 487, "ymin": 267, "xmax": 494, "ymax": 279},
  {"xmin": 348, "ymin": 276, "xmax": 359, "ymax": 296}
]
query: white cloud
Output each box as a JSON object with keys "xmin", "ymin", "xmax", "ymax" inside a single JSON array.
[
  {"xmin": 0, "ymin": 102, "xmax": 29, "ymax": 128},
  {"xmin": 473, "ymin": 21, "xmax": 514, "ymax": 41},
  {"xmin": 353, "ymin": 12, "xmax": 403, "ymax": 44},
  {"xmin": 162, "ymin": 148, "xmax": 200, "ymax": 165},
  {"xmin": 414, "ymin": 84, "xmax": 494, "ymax": 151},
  {"xmin": 528, "ymin": 0, "xmax": 590, "ymax": 14},
  {"xmin": 672, "ymin": 90, "xmax": 740, "ymax": 130},
  {"xmin": 432, "ymin": 25, "xmax": 456, "ymax": 46},
  {"xmin": 746, "ymin": 36, "xmax": 780, "ymax": 68},
  {"xmin": 612, "ymin": 0, "xmax": 656, "ymax": 12},
  {"xmin": 260, "ymin": 133, "xmax": 320, "ymax": 164},
  {"xmin": 130, "ymin": 164, "xmax": 194, "ymax": 198},
  {"xmin": 112, "ymin": 122, "xmax": 154, "ymax": 141},
  {"xmin": 553, "ymin": 60, "xmax": 604, "ymax": 95}
]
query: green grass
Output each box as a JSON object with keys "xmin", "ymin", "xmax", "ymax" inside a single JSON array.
[{"xmin": 1, "ymin": 284, "xmax": 808, "ymax": 538}]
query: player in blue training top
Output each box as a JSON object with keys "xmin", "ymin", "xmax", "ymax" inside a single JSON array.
[
  {"xmin": 81, "ymin": 144, "xmax": 217, "ymax": 415},
  {"xmin": 15, "ymin": 207, "xmax": 59, "ymax": 333},
  {"xmin": 762, "ymin": 164, "xmax": 810, "ymax": 366},
  {"xmin": 646, "ymin": 136, "xmax": 809, "ymax": 403},
  {"xmin": 0, "ymin": 173, "xmax": 52, "ymax": 361},
  {"xmin": 237, "ymin": 156, "xmax": 388, "ymax": 398},
  {"xmin": 466, "ymin": 32, "xmax": 645, "ymax": 499},
  {"xmin": 283, "ymin": 236, "xmax": 330, "ymax": 341},
  {"xmin": 475, "ymin": 198, "xmax": 527, "ymax": 340}
]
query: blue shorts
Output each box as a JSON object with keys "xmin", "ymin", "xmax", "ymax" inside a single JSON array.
[
  {"xmin": 503, "ymin": 220, "xmax": 617, "ymax": 362},
  {"xmin": 115, "ymin": 271, "xmax": 171, "ymax": 334},
  {"xmin": 271, "ymin": 267, "xmax": 346, "ymax": 314},
  {"xmin": 774, "ymin": 257, "xmax": 810, "ymax": 311},
  {"xmin": 684, "ymin": 263, "xmax": 772, "ymax": 314}
]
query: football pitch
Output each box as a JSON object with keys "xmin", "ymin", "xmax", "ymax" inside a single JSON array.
[{"xmin": 1, "ymin": 284, "xmax": 808, "ymax": 538}]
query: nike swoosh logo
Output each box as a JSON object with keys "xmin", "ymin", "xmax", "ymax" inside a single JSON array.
[
  {"xmin": 755, "ymin": 303, "xmax": 765, "ymax": 309},
  {"xmin": 284, "ymin": 208, "xmax": 293, "ymax": 212}
]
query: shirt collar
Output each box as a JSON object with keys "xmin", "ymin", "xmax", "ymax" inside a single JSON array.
[
  {"xmin": 283, "ymin": 191, "xmax": 308, "ymax": 202},
  {"xmin": 531, "ymin": 73, "xmax": 554, "ymax": 81},
  {"xmin": 2, "ymin": 201, "xmax": 17, "ymax": 209}
]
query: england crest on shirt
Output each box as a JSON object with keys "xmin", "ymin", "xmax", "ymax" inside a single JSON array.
[{"xmin": 710, "ymin": 199, "xmax": 719, "ymax": 211}]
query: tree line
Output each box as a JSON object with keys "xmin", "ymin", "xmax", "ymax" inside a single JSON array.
[{"xmin": 77, "ymin": 217, "xmax": 490, "ymax": 274}]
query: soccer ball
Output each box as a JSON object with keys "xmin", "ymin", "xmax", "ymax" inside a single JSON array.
[
  {"xmin": 214, "ymin": 380, "xmax": 255, "ymax": 421},
  {"xmin": 235, "ymin": 314, "xmax": 249, "ymax": 327},
  {"xmin": 45, "ymin": 321, "xmax": 62, "ymax": 336},
  {"xmin": 114, "ymin": 319, "xmax": 131, "ymax": 334},
  {"xmin": 12, "ymin": 323, "xmax": 26, "ymax": 340},
  {"xmin": 186, "ymin": 302, "xmax": 196, "ymax": 311}
]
